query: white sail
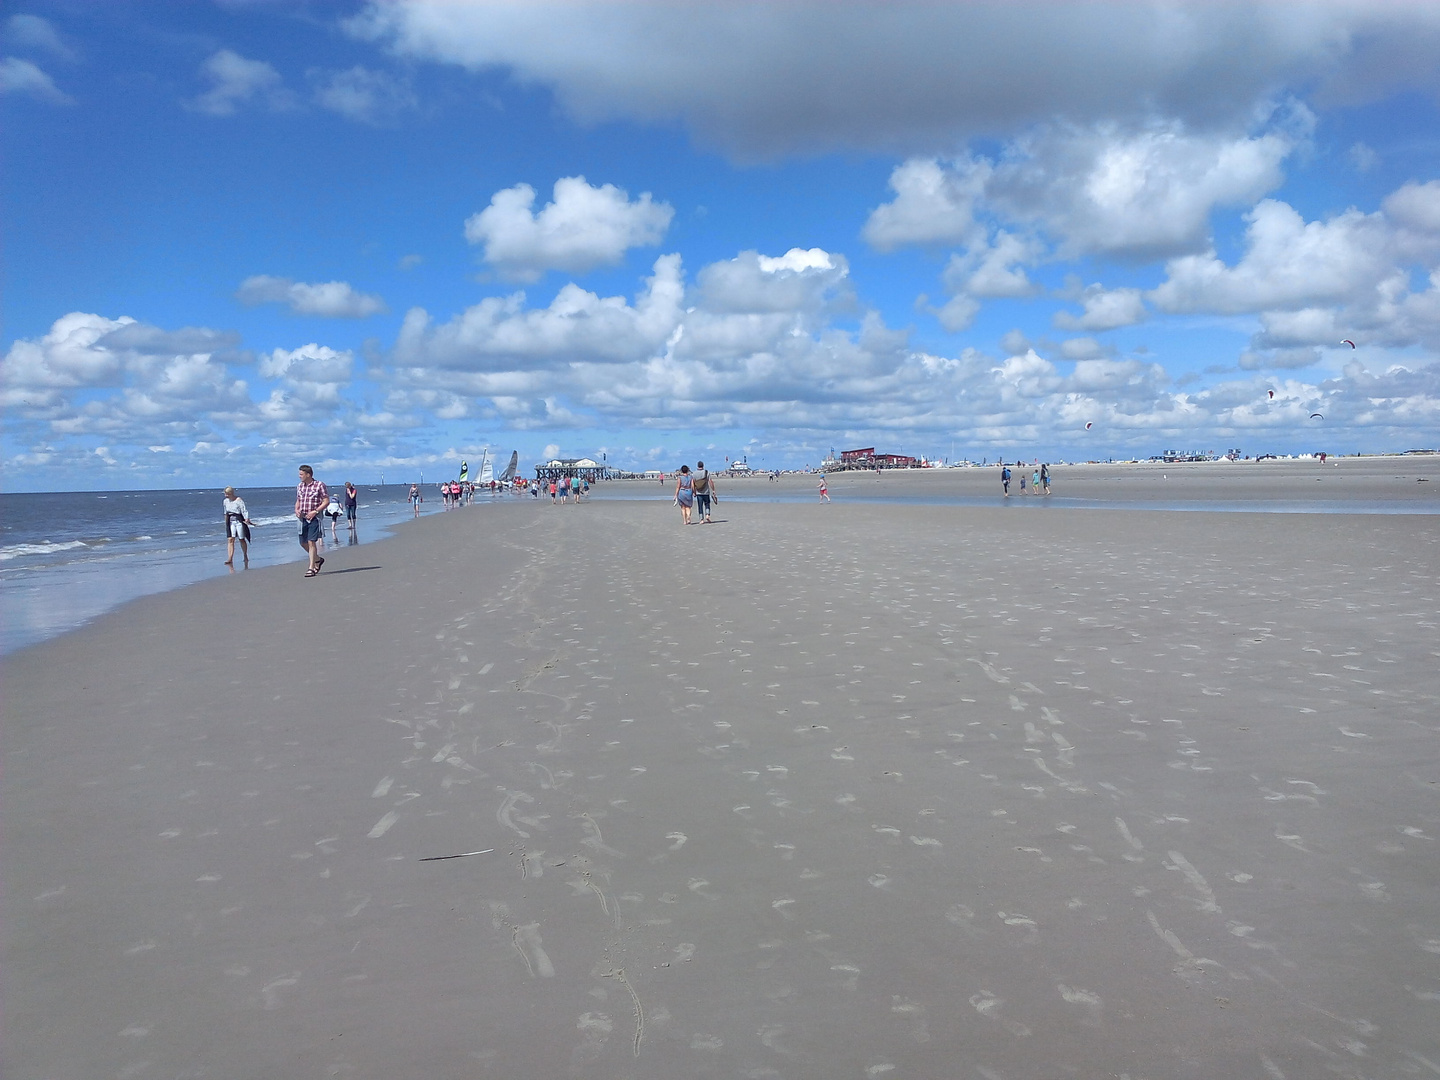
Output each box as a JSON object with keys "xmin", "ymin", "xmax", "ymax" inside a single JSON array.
[{"xmin": 478, "ymin": 450, "xmax": 493, "ymax": 485}]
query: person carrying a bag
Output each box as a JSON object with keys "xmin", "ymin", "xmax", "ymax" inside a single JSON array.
[{"xmin": 693, "ymin": 461, "xmax": 718, "ymax": 523}]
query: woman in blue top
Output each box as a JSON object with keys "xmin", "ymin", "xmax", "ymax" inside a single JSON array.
[{"xmin": 674, "ymin": 465, "xmax": 694, "ymax": 525}]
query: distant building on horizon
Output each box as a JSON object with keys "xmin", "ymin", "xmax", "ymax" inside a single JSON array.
[
  {"xmin": 836, "ymin": 447, "xmax": 920, "ymax": 470},
  {"xmin": 535, "ymin": 457, "xmax": 608, "ymax": 481}
]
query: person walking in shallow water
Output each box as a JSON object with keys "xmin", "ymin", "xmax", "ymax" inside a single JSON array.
[
  {"xmin": 222, "ymin": 486, "xmax": 253, "ymax": 567},
  {"xmin": 1040, "ymin": 463, "xmax": 1050, "ymax": 495},
  {"xmin": 324, "ymin": 493, "xmax": 343, "ymax": 541},
  {"xmin": 1001, "ymin": 465, "xmax": 1011, "ymax": 496},
  {"xmin": 674, "ymin": 465, "xmax": 695, "ymax": 524},
  {"xmin": 818, "ymin": 474, "xmax": 830, "ymax": 502}
]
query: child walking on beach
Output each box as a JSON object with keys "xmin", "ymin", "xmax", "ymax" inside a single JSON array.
[{"xmin": 818, "ymin": 475, "xmax": 830, "ymax": 502}]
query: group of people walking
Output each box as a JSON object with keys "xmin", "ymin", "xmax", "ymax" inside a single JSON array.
[
  {"xmin": 545, "ymin": 475, "xmax": 590, "ymax": 503},
  {"xmin": 221, "ymin": 468, "xmax": 358, "ymax": 575},
  {"xmin": 1000, "ymin": 463, "xmax": 1050, "ymax": 496},
  {"xmin": 673, "ymin": 462, "xmax": 718, "ymax": 524}
]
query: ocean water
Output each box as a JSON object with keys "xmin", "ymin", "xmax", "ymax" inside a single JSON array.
[{"xmin": 0, "ymin": 485, "xmax": 457, "ymax": 655}]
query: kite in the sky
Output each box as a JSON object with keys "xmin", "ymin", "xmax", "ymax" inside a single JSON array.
[
  {"xmin": 1341, "ymin": 339, "xmax": 1356, "ymax": 349},
  {"xmin": 1310, "ymin": 412, "xmax": 1324, "ymax": 419},
  {"xmin": 1267, "ymin": 389, "xmax": 1275, "ymax": 399},
  {"xmin": 1084, "ymin": 422, "xmax": 1093, "ymax": 430}
]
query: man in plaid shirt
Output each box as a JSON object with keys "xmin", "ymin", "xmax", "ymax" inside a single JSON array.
[{"xmin": 295, "ymin": 464, "xmax": 329, "ymax": 576}]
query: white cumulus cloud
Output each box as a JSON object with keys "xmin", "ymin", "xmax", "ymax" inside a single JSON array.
[
  {"xmin": 1054, "ymin": 286, "xmax": 1148, "ymax": 332},
  {"xmin": 312, "ymin": 65, "xmax": 417, "ymax": 124},
  {"xmin": 695, "ymin": 249, "xmax": 848, "ymax": 316},
  {"xmin": 0, "ymin": 56, "xmax": 71, "ymax": 104},
  {"xmin": 464, "ymin": 176, "xmax": 674, "ymax": 282},
  {"xmin": 4, "ymin": 313, "xmax": 253, "ymax": 442},
  {"xmin": 1383, "ymin": 180, "xmax": 1440, "ymax": 236},
  {"xmin": 396, "ymin": 254, "xmax": 684, "ymax": 371},
  {"xmin": 862, "ymin": 157, "xmax": 989, "ymax": 251},
  {"xmin": 6, "ymin": 14, "xmax": 76, "ymax": 61},
  {"xmin": 1150, "ymin": 179, "xmax": 1440, "ymax": 367},
  {"xmin": 189, "ymin": 50, "xmax": 293, "ymax": 116},
  {"xmin": 258, "ymin": 344, "xmax": 354, "ymax": 413},
  {"xmin": 1150, "ymin": 200, "xmax": 1396, "ymax": 315},
  {"xmin": 869, "ymin": 116, "xmax": 1302, "ymax": 261},
  {"xmin": 943, "ymin": 231, "xmax": 1041, "ymax": 300},
  {"xmin": 237, "ymin": 276, "xmax": 387, "ymax": 318},
  {"xmin": 1, "ymin": 312, "xmax": 132, "ymax": 403}
]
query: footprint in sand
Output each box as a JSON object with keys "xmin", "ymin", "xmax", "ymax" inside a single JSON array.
[
  {"xmin": 1056, "ymin": 983, "xmax": 1104, "ymax": 1025},
  {"xmin": 572, "ymin": 1012, "xmax": 612, "ymax": 1065},
  {"xmin": 969, "ymin": 991, "xmax": 1031, "ymax": 1037},
  {"xmin": 891, "ymin": 995, "xmax": 931, "ymax": 1042}
]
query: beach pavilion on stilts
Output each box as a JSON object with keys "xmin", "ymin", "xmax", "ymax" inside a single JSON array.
[{"xmin": 534, "ymin": 457, "xmax": 610, "ymax": 484}]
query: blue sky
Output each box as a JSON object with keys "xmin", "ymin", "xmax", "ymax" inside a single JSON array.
[{"xmin": 4, "ymin": 2, "xmax": 1440, "ymax": 490}]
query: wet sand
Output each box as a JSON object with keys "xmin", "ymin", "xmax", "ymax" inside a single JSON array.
[
  {"xmin": 678, "ymin": 454, "xmax": 1440, "ymax": 508},
  {"xmin": 5, "ymin": 478, "xmax": 1439, "ymax": 1078}
]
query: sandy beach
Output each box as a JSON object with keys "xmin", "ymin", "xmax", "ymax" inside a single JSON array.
[{"xmin": 5, "ymin": 464, "xmax": 1440, "ymax": 1078}]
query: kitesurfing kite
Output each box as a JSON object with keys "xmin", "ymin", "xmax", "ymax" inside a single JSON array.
[
  {"xmin": 1267, "ymin": 389, "xmax": 1275, "ymax": 399},
  {"xmin": 1310, "ymin": 412, "xmax": 1324, "ymax": 419},
  {"xmin": 1341, "ymin": 339, "xmax": 1356, "ymax": 349},
  {"xmin": 1084, "ymin": 422, "xmax": 1093, "ymax": 430}
]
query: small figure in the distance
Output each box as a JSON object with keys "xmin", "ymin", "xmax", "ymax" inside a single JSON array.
[{"xmin": 325, "ymin": 493, "xmax": 344, "ymax": 541}]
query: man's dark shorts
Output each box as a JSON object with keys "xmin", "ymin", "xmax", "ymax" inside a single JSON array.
[
  {"xmin": 298, "ymin": 516, "xmax": 322, "ymax": 543},
  {"xmin": 695, "ymin": 492, "xmax": 712, "ymax": 516}
]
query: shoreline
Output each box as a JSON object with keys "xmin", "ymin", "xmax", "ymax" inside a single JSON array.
[
  {"xmin": 0, "ymin": 488, "xmax": 452, "ymax": 656},
  {"xmin": 5, "ymin": 493, "xmax": 1438, "ymax": 1077},
  {"xmin": 4, "ymin": 456, "xmax": 1438, "ymax": 657}
]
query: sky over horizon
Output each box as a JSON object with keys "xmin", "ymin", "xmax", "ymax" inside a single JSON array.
[{"xmin": 4, "ymin": 1, "xmax": 1440, "ymax": 491}]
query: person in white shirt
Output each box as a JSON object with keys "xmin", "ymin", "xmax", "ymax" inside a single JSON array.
[
  {"xmin": 324, "ymin": 493, "xmax": 344, "ymax": 542},
  {"xmin": 222, "ymin": 486, "xmax": 254, "ymax": 567}
]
